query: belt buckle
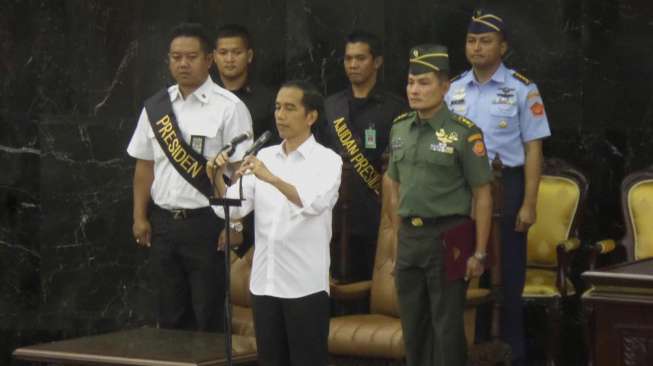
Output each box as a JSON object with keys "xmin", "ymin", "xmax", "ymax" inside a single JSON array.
[
  {"xmin": 411, "ymin": 217, "xmax": 424, "ymax": 227},
  {"xmin": 171, "ymin": 209, "xmax": 187, "ymax": 220}
]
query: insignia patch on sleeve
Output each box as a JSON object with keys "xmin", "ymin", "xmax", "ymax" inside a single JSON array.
[
  {"xmin": 472, "ymin": 140, "xmax": 486, "ymax": 157},
  {"xmin": 467, "ymin": 133, "xmax": 482, "ymax": 142},
  {"xmin": 530, "ymin": 102, "xmax": 545, "ymax": 117},
  {"xmin": 527, "ymin": 91, "xmax": 541, "ymax": 100}
]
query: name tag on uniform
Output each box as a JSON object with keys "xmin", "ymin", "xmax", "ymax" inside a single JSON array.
[
  {"xmin": 190, "ymin": 135, "xmax": 205, "ymax": 155},
  {"xmin": 365, "ymin": 125, "xmax": 377, "ymax": 149},
  {"xmin": 430, "ymin": 142, "xmax": 453, "ymax": 154}
]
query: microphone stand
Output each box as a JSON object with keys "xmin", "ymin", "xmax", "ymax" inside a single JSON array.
[
  {"xmin": 209, "ymin": 134, "xmax": 267, "ymax": 365},
  {"xmin": 209, "ymin": 170, "xmax": 244, "ymax": 366}
]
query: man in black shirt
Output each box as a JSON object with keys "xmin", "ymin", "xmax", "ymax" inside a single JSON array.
[
  {"xmin": 214, "ymin": 24, "xmax": 276, "ymax": 142},
  {"xmin": 213, "ymin": 24, "xmax": 276, "ymax": 256},
  {"xmin": 324, "ymin": 30, "xmax": 407, "ymax": 281}
]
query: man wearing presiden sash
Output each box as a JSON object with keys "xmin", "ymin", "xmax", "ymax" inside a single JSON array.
[{"xmin": 127, "ymin": 22, "xmax": 252, "ymax": 331}]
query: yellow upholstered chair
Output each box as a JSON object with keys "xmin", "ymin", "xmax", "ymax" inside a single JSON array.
[
  {"xmin": 591, "ymin": 166, "xmax": 653, "ymax": 265},
  {"xmin": 328, "ymin": 175, "xmax": 507, "ymax": 365},
  {"xmin": 522, "ymin": 159, "xmax": 588, "ymax": 366}
]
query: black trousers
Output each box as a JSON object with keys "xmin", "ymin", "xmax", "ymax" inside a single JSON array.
[
  {"xmin": 475, "ymin": 167, "xmax": 527, "ymax": 361},
  {"xmin": 349, "ymin": 234, "xmax": 377, "ymax": 281},
  {"xmin": 149, "ymin": 206, "xmax": 225, "ymax": 332},
  {"xmin": 498, "ymin": 168, "xmax": 527, "ymax": 361},
  {"xmin": 251, "ymin": 291, "xmax": 330, "ymax": 366}
]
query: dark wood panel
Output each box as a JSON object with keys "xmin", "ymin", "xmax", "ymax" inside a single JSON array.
[
  {"xmin": 583, "ymin": 259, "xmax": 653, "ymax": 366},
  {"xmin": 13, "ymin": 327, "xmax": 257, "ymax": 366}
]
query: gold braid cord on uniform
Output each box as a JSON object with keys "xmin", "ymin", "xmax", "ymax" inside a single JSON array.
[
  {"xmin": 471, "ymin": 14, "xmax": 503, "ymax": 32},
  {"xmin": 332, "ymin": 117, "xmax": 382, "ymax": 196},
  {"xmin": 409, "ymin": 52, "xmax": 449, "ymax": 72}
]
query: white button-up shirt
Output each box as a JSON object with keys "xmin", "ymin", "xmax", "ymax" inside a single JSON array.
[
  {"xmin": 127, "ymin": 77, "xmax": 253, "ymax": 209},
  {"xmin": 214, "ymin": 135, "xmax": 342, "ymax": 298}
]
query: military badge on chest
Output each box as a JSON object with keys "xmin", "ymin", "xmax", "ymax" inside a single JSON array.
[
  {"xmin": 493, "ymin": 87, "xmax": 516, "ymax": 105},
  {"xmin": 431, "ymin": 129, "xmax": 458, "ymax": 154}
]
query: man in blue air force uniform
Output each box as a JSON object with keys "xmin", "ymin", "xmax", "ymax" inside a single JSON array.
[{"xmin": 445, "ymin": 9, "xmax": 551, "ymax": 365}]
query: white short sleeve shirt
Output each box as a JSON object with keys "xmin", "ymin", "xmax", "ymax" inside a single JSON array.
[{"xmin": 127, "ymin": 77, "xmax": 253, "ymax": 209}]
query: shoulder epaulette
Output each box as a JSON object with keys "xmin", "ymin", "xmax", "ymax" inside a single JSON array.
[
  {"xmin": 450, "ymin": 73, "xmax": 464, "ymax": 83},
  {"xmin": 393, "ymin": 111, "xmax": 415, "ymax": 124},
  {"xmin": 452, "ymin": 114, "xmax": 476, "ymax": 129},
  {"xmin": 511, "ymin": 71, "xmax": 531, "ymax": 85}
]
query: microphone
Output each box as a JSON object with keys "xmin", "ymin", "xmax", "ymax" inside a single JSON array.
[
  {"xmin": 221, "ymin": 131, "xmax": 252, "ymax": 157},
  {"xmin": 243, "ymin": 131, "xmax": 272, "ymax": 156}
]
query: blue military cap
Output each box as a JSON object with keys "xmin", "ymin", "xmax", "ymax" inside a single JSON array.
[
  {"xmin": 408, "ymin": 44, "xmax": 449, "ymax": 75},
  {"xmin": 468, "ymin": 9, "xmax": 505, "ymax": 35}
]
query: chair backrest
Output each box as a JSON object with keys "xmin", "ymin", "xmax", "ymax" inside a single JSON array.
[
  {"xmin": 369, "ymin": 176, "xmax": 401, "ymax": 317},
  {"xmin": 527, "ymin": 160, "xmax": 587, "ymax": 267},
  {"xmin": 230, "ymin": 248, "xmax": 254, "ymax": 307},
  {"xmin": 621, "ymin": 167, "xmax": 653, "ymax": 261}
]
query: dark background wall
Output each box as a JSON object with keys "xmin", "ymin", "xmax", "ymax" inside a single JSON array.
[{"xmin": 1, "ymin": 0, "xmax": 652, "ymax": 364}]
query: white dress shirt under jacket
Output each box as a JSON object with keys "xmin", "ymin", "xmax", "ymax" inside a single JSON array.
[
  {"xmin": 214, "ymin": 135, "xmax": 342, "ymax": 298},
  {"xmin": 127, "ymin": 77, "xmax": 253, "ymax": 209}
]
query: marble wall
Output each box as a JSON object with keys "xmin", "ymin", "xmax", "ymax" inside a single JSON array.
[{"xmin": 1, "ymin": 0, "xmax": 652, "ymax": 364}]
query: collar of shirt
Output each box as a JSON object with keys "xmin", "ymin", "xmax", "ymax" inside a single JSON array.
[
  {"xmin": 216, "ymin": 77, "xmax": 253, "ymax": 96},
  {"xmin": 274, "ymin": 134, "xmax": 317, "ymax": 160},
  {"xmin": 410, "ymin": 104, "xmax": 449, "ymax": 131},
  {"xmin": 167, "ymin": 76, "xmax": 214, "ymax": 104},
  {"xmin": 344, "ymin": 83, "xmax": 385, "ymax": 103},
  {"xmin": 465, "ymin": 62, "xmax": 509, "ymax": 86},
  {"xmin": 490, "ymin": 63, "xmax": 509, "ymax": 84}
]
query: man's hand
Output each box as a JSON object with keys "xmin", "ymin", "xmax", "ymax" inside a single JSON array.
[
  {"xmin": 465, "ymin": 256, "xmax": 485, "ymax": 281},
  {"xmin": 515, "ymin": 202, "xmax": 536, "ymax": 232},
  {"xmin": 207, "ymin": 151, "xmax": 229, "ymax": 184},
  {"xmin": 236, "ymin": 155, "xmax": 276, "ymax": 184},
  {"xmin": 217, "ymin": 228, "xmax": 244, "ymax": 251},
  {"xmin": 133, "ymin": 219, "xmax": 151, "ymax": 247}
]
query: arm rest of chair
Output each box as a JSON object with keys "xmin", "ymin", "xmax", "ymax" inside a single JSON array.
[
  {"xmin": 587, "ymin": 239, "xmax": 618, "ymax": 270},
  {"xmin": 594, "ymin": 239, "xmax": 617, "ymax": 254},
  {"xmin": 555, "ymin": 238, "xmax": 581, "ymax": 296},
  {"xmin": 330, "ymin": 280, "xmax": 373, "ymax": 302},
  {"xmin": 557, "ymin": 238, "xmax": 581, "ymax": 253}
]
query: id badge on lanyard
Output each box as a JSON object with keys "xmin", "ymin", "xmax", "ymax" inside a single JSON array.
[{"xmin": 364, "ymin": 123, "xmax": 377, "ymax": 149}]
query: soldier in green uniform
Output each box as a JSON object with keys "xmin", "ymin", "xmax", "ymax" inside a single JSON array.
[{"xmin": 386, "ymin": 44, "xmax": 493, "ymax": 366}]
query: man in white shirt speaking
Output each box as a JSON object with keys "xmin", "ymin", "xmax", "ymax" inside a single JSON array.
[{"xmin": 208, "ymin": 80, "xmax": 342, "ymax": 366}]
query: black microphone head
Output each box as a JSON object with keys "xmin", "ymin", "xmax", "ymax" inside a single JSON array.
[
  {"xmin": 224, "ymin": 131, "xmax": 253, "ymax": 157},
  {"xmin": 231, "ymin": 131, "xmax": 252, "ymax": 145},
  {"xmin": 245, "ymin": 130, "xmax": 272, "ymax": 156},
  {"xmin": 258, "ymin": 130, "xmax": 272, "ymax": 142}
]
